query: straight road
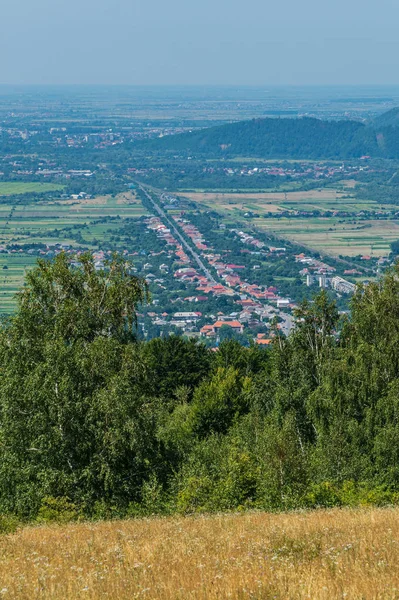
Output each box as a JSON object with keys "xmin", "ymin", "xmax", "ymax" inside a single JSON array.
[{"xmin": 138, "ymin": 184, "xmax": 217, "ymax": 284}]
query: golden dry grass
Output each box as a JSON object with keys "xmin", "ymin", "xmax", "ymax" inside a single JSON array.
[{"xmin": 1, "ymin": 507, "xmax": 399, "ymax": 599}]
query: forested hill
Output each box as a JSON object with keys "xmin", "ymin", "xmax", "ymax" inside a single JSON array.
[
  {"xmin": 372, "ymin": 107, "xmax": 399, "ymax": 128},
  {"xmin": 141, "ymin": 114, "xmax": 399, "ymax": 159}
]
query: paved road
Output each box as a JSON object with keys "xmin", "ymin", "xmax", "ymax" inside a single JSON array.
[
  {"xmin": 278, "ymin": 312, "xmax": 295, "ymax": 336},
  {"xmin": 139, "ymin": 183, "xmax": 297, "ymax": 334},
  {"xmin": 138, "ymin": 184, "xmax": 217, "ymax": 284}
]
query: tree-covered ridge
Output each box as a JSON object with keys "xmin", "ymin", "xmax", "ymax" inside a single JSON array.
[
  {"xmin": 141, "ymin": 115, "xmax": 399, "ymax": 159},
  {"xmin": 2, "ymin": 253, "xmax": 399, "ymax": 521},
  {"xmin": 372, "ymin": 107, "xmax": 399, "ymax": 128}
]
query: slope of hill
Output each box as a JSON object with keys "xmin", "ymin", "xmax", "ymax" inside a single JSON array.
[
  {"xmin": 142, "ymin": 113, "xmax": 399, "ymax": 159},
  {"xmin": 2, "ymin": 508, "xmax": 399, "ymax": 599},
  {"xmin": 372, "ymin": 107, "xmax": 399, "ymax": 128}
]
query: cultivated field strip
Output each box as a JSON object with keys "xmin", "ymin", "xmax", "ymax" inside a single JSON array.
[
  {"xmin": 0, "ymin": 191, "xmax": 146, "ymax": 310},
  {"xmin": 183, "ymin": 188, "xmax": 397, "ymax": 256}
]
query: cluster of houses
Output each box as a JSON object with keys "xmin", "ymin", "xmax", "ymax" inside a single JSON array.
[
  {"xmin": 232, "ymin": 229, "xmax": 266, "ymax": 250},
  {"xmin": 297, "ymin": 253, "xmax": 357, "ymax": 294},
  {"xmin": 173, "ymin": 216, "xmax": 208, "ymax": 251},
  {"xmin": 170, "ymin": 216, "xmax": 292, "ymax": 305},
  {"xmin": 171, "ymin": 215, "xmax": 297, "ymax": 336},
  {"xmin": 198, "ymin": 162, "xmax": 371, "ymax": 181},
  {"xmin": 139, "ymin": 212, "xmax": 298, "ymax": 343},
  {"xmin": 145, "ymin": 217, "xmax": 191, "ymax": 265}
]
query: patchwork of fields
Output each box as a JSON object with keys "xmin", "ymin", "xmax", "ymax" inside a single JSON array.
[
  {"xmin": 0, "ymin": 191, "xmax": 146, "ymax": 311},
  {"xmin": 0, "ymin": 191, "xmax": 145, "ymax": 246},
  {"xmin": 182, "ymin": 188, "xmax": 397, "ymax": 257},
  {"xmin": 255, "ymin": 217, "xmax": 399, "ymax": 257}
]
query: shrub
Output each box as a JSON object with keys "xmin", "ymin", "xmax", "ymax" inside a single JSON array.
[
  {"xmin": 0, "ymin": 514, "xmax": 21, "ymax": 534},
  {"xmin": 37, "ymin": 497, "xmax": 81, "ymax": 524},
  {"xmin": 304, "ymin": 482, "xmax": 342, "ymax": 508}
]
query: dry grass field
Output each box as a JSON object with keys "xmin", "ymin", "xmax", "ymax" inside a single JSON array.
[
  {"xmin": 1, "ymin": 507, "xmax": 399, "ymax": 599},
  {"xmin": 181, "ymin": 189, "xmax": 347, "ymax": 204}
]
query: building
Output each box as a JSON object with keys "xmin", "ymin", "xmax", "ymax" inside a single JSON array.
[
  {"xmin": 277, "ymin": 298, "xmax": 291, "ymax": 308},
  {"xmin": 318, "ymin": 274, "xmax": 328, "ymax": 288},
  {"xmin": 306, "ymin": 274, "xmax": 315, "ymax": 286},
  {"xmin": 331, "ymin": 276, "xmax": 356, "ymax": 294},
  {"xmin": 200, "ymin": 320, "xmax": 244, "ymax": 337},
  {"xmin": 173, "ymin": 312, "xmax": 201, "ymax": 323}
]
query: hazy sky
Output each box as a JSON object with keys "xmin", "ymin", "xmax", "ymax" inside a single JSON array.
[{"xmin": 1, "ymin": 0, "xmax": 398, "ymax": 85}]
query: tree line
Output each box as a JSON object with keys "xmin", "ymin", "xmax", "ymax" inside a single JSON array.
[{"xmin": 1, "ymin": 252, "xmax": 399, "ymax": 523}]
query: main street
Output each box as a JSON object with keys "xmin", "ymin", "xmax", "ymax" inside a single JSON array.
[{"xmin": 137, "ymin": 184, "xmax": 217, "ymax": 284}]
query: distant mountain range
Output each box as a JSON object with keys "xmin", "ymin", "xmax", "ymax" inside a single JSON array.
[{"xmin": 142, "ymin": 111, "xmax": 399, "ymax": 160}]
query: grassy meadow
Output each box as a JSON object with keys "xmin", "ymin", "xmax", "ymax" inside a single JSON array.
[
  {"xmin": 182, "ymin": 187, "xmax": 397, "ymax": 257},
  {"xmin": 0, "ymin": 182, "xmax": 64, "ymax": 196},
  {"xmin": 1, "ymin": 507, "xmax": 399, "ymax": 599}
]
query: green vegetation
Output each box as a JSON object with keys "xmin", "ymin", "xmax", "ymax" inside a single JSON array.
[
  {"xmin": 185, "ymin": 188, "xmax": 399, "ymax": 257},
  {"xmin": 0, "ymin": 192, "xmax": 144, "ymax": 247},
  {"xmin": 0, "ymin": 191, "xmax": 146, "ymax": 311},
  {"xmin": 0, "ymin": 254, "xmax": 37, "ymax": 312},
  {"xmin": 142, "ymin": 116, "xmax": 399, "ymax": 159},
  {"xmin": 372, "ymin": 107, "xmax": 399, "ymax": 128},
  {"xmin": 1, "ymin": 253, "xmax": 399, "ymax": 520},
  {"xmin": 0, "ymin": 182, "xmax": 64, "ymax": 196}
]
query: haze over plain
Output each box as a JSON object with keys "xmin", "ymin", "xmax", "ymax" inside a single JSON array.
[{"xmin": 1, "ymin": 0, "xmax": 399, "ymax": 85}]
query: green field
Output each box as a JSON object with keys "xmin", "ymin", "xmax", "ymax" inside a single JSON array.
[
  {"xmin": 0, "ymin": 191, "xmax": 147, "ymax": 311},
  {"xmin": 0, "ymin": 182, "xmax": 64, "ymax": 196},
  {"xmin": 0, "ymin": 192, "xmax": 145, "ymax": 247},
  {"xmin": 0, "ymin": 254, "xmax": 37, "ymax": 312},
  {"xmin": 255, "ymin": 217, "xmax": 399, "ymax": 257},
  {"xmin": 182, "ymin": 188, "xmax": 397, "ymax": 257}
]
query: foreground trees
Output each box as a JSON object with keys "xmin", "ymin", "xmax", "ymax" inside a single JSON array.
[
  {"xmin": 0, "ymin": 253, "xmax": 157, "ymax": 515},
  {"xmin": 2, "ymin": 254, "xmax": 399, "ymax": 519}
]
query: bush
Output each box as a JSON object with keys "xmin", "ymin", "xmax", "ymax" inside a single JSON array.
[
  {"xmin": 304, "ymin": 482, "xmax": 342, "ymax": 508},
  {"xmin": 37, "ymin": 497, "xmax": 81, "ymax": 524},
  {"xmin": 0, "ymin": 514, "xmax": 21, "ymax": 534}
]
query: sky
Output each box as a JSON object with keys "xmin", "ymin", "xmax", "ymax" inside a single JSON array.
[{"xmin": 1, "ymin": 0, "xmax": 399, "ymax": 86}]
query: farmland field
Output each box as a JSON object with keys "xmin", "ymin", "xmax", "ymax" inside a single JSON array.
[
  {"xmin": 0, "ymin": 191, "xmax": 146, "ymax": 310},
  {"xmin": 0, "ymin": 191, "xmax": 145, "ymax": 247},
  {"xmin": 181, "ymin": 188, "xmax": 391, "ymax": 214},
  {"xmin": 181, "ymin": 188, "xmax": 398, "ymax": 257},
  {"xmin": 0, "ymin": 182, "xmax": 64, "ymax": 196},
  {"xmin": 1, "ymin": 507, "xmax": 399, "ymax": 599},
  {"xmin": 255, "ymin": 217, "xmax": 399, "ymax": 257}
]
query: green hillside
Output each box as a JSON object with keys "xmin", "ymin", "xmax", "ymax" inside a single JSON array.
[
  {"xmin": 372, "ymin": 107, "xmax": 399, "ymax": 128},
  {"xmin": 142, "ymin": 114, "xmax": 399, "ymax": 159}
]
